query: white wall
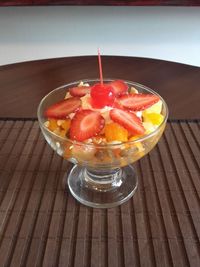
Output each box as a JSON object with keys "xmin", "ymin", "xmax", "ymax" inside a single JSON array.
[{"xmin": 0, "ymin": 6, "xmax": 200, "ymax": 66}]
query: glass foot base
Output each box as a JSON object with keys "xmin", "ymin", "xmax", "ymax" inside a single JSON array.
[{"xmin": 66, "ymin": 165, "xmax": 138, "ymax": 208}]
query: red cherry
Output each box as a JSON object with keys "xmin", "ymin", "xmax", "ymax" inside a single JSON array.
[{"xmin": 90, "ymin": 84, "xmax": 115, "ymax": 108}]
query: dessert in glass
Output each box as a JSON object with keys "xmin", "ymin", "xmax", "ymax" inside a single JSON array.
[{"xmin": 37, "ymin": 78, "xmax": 168, "ymax": 208}]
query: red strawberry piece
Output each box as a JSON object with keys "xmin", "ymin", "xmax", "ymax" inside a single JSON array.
[
  {"xmin": 112, "ymin": 99, "xmax": 124, "ymax": 110},
  {"xmin": 70, "ymin": 110, "xmax": 105, "ymax": 141},
  {"xmin": 118, "ymin": 93, "xmax": 160, "ymax": 111},
  {"xmin": 45, "ymin": 97, "xmax": 81, "ymax": 119},
  {"xmin": 108, "ymin": 80, "xmax": 128, "ymax": 97},
  {"xmin": 110, "ymin": 108, "xmax": 145, "ymax": 135},
  {"xmin": 69, "ymin": 86, "xmax": 91, "ymax": 97}
]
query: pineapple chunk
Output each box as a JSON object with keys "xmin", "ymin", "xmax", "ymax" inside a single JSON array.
[
  {"xmin": 143, "ymin": 100, "xmax": 162, "ymax": 115},
  {"xmin": 143, "ymin": 113, "xmax": 164, "ymax": 126}
]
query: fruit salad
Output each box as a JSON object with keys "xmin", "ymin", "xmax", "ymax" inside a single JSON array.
[{"xmin": 42, "ymin": 79, "xmax": 166, "ymax": 168}]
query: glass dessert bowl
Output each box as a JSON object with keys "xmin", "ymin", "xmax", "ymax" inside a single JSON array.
[{"xmin": 37, "ymin": 79, "xmax": 168, "ymax": 208}]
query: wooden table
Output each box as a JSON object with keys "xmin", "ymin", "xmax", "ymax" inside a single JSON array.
[{"xmin": 0, "ymin": 56, "xmax": 199, "ymax": 266}]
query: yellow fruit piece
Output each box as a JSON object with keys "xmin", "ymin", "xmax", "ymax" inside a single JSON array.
[
  {"xmin": 143, "ymin": 113, "xmax": 164, "ymax": 126},
  {"xmin": 105, "ymin": 123, "xmax": 128, "ymax": 142},
  {"xmin": 48, "ymin": 119, "xmax": 59, "ymax": 131},
  {"xmin": 143, "ymin": 100, "xmax": 162, "ymax": 115},
  {"xmin": 129, "ymin": 136, "xmax": 144, "ymax": 152}
]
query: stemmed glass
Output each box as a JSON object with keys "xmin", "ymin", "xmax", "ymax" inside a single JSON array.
[{"xmin": 37, "ymin": 79, "xmax": 168, "ymax": 208}]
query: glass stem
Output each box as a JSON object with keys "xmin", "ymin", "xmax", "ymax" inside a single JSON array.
[{"xmin": 83, "ymin": 168, "xmax": 123, "ymax": 192}]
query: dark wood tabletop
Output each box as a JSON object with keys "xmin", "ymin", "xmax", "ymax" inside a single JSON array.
[
  {"xmin": 1, "ymin": 0, "xmax": 200, "ymax": 6},
  {"xmin": 0, "ymin": 56, "xmax": 200, "ymax": 120},
  {"xmin": 0, "ymin": 56, "xmax": 199, "ymax": 267}
]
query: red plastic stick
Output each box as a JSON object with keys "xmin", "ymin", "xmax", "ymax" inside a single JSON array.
[{"xmin": 98, "ymin": 48, "xmax": 103, "ymax": 85}]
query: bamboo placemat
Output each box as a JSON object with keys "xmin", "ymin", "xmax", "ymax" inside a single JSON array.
[{"xmin": 0, "ymin": 120, "xmax": 199, "ymax": 267}]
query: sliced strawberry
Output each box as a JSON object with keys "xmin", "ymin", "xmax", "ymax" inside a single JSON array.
[
  {"xmin": 112, "ymin": 99, "xmax": 124, "ymax": 110},
  {"xmin": 45, "ymin": 97, "xmax": 81, "ymax": 119},
  {"xmin": 108, "ymin": 80, "xmax": 128, "ymax": 97},
  {"xmin": 118, "ymin": 93, "xmax": 160, "ymax": 111},
  {"xmin": 110, "ymin": 108, "xmax": 145, "ymax": 135},
  {"xmin": 69, "ymin": 86, "xmax": 91, "ymax": 97},
  {"xmin": 70, "ymin": 110, "xmax": 105, "ymax": 141}
]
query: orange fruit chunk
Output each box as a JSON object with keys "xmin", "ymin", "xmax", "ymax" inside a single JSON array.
[
  {"xmin": 48, "ymin": 119, "xmax": 71, "ymax": 138},
  {"xmin": 59, "ymin": 129, "xmax": 68, "ymax": 138},
  {"xmin": 48, "ymin": 119, "xmax": 59, "ymax": 131},
  {"xmin": 105, "ymin": 122, "xmax": 128, "ymax": 142},
  {"xmin": 59, "ymin": 119, "xmax": 71, "ymax": 132}
]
